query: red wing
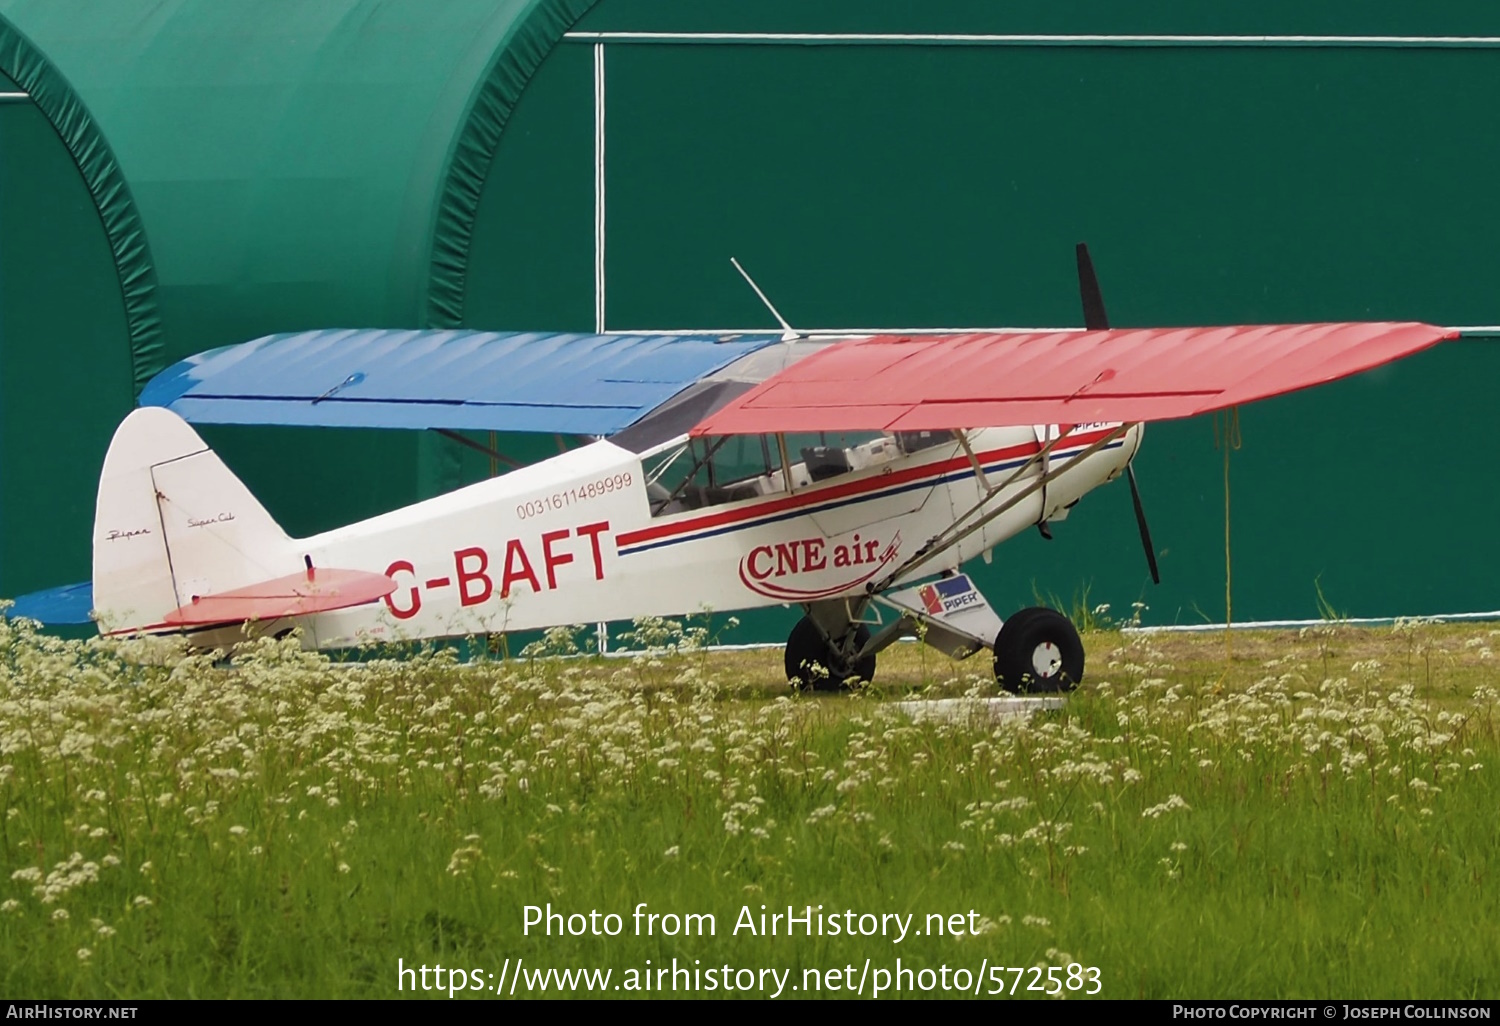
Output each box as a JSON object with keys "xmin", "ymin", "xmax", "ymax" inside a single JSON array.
[
  {"xmin": 689, "ymin": 322, "xmax": 1456, "ymax": 435},
  {"xmin": 164, "ymin": 568, "xmax": 396, "ymax": 626}
]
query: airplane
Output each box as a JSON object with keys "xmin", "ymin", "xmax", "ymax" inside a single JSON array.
[{"xmin": 6, "ymin": 247, "xmax": 1457, "ymax": 693}]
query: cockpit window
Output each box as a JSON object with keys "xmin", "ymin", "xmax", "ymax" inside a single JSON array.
[
  {"xmin": 643, "ymin": 434, "xmax": 776, "ymax": 514},
  {"xmin": 642, "ymin": 430, "xmax": 901, "ymax": 517}
]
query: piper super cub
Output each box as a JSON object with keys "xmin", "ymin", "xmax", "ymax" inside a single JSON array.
[{"xmin": 9, "ymin": 249, "xmax": 1456, "ymax": 691}]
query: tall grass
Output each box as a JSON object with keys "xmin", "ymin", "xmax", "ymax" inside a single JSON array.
[{"xmin": 0, "ymin": 613, "xmax": 1495, "ymax": 998}]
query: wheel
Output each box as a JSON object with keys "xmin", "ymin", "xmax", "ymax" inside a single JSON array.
[
  {"xmin": 992, "ymin": 607, "xmax": 1084, "ymax": 694},
  {"xmin": 784, "ymin": 617, "xmax": 876, "ymax": 691}
]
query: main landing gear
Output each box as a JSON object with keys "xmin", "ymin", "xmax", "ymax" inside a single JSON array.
[
  {"xmin": 781, "ymin": 578, "xmax": 1086, "ymax": 694},
  {"xmin": 990, "ymin": 606, "xmax": 1084, "ymax": 694},
  {"xmin": 785, "ymin": 616, "xmax": 877, "ymax": 691}
]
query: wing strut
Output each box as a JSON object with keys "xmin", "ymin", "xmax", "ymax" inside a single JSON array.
[
  {"xmin": 873, "ymin": 424, "xmax": 1134, "ymax": 592},
  {"xmin": 953, "ymin": 430, "xmax": 991, "ymax": 492},
  {"xmin": 914, "ymin": 424, "xmax": 1084, "ymax": 568}
]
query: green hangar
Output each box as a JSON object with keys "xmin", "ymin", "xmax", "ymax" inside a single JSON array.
[{"xmin": 1, "ymin": 0, "xmax": 1497, "ymax": 633}]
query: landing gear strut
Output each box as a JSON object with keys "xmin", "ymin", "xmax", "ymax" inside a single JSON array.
[
  {"xmin": 992, "ymin": 607, "xmax": 1084, "ymax": 694},
  {"xmin": 784, "ymin": 616, "xmax": 876, "ymax": 690}
]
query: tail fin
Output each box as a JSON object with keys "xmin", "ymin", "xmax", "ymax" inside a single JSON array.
[{"xmin": 92, "ymin": 408, "xmax": 295, "ymax": 632}]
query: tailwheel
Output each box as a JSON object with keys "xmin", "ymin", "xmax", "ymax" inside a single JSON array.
[
  {"xmin": 784, "ymin": 616, "xmax": 876, "ymax": 691},
  {"xmin": 992, "ymin": 607, "xmax": 1084, "ymax": 694}
]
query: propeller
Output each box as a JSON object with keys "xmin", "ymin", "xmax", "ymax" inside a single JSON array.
[
  {"xmin": 1126, "ymin": 464, "xmax": 1161, "ymax": 585},
  {"xmin": 1075, "ymin": 242, "xmax": 1109, "ymax": 332},
  {"xmin": 1076, "ymin": 242, "xmax": 1160, "ymax": 584}
]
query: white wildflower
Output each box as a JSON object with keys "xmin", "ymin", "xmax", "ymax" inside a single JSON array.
[
  {"xmin": 447, "ymin": 846, "xmax": 482, "ymax": 876},
  {"xmin": 1142, "ymin": 794, "xmax": 1191, "ymax": 819},
  {"xmin": 805, "ymin": 805, "xmax": 837, "ymax": 824}
]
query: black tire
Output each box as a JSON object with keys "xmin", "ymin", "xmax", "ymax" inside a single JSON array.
[
  {"xmin": 784, "ymin": 617, "xmax": 876, "ymax": 691},
  {"xmin": 992, "ymin": 607, "xmax": 1084, "ymax": 694}
]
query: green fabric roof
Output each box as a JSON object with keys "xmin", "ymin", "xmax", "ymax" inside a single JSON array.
[
  {"xmin": 0, "ymin": 12, "xmax": 161, "ymax": 391},
  {"xmin": 0, "ymin": 0, "xmax": 598, "ymax": 388}
]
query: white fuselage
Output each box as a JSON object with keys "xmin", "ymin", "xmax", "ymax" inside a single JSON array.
[{"xmin": 294, "ymin": 424, "xmax": 1141, "ymax": 648}]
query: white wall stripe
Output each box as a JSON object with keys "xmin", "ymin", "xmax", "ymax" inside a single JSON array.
[
  {"xmin": 1126, "ymin": 611, "xmax": 1500, "ymax": 633},
  {"xmin": 593, "ymin": 42, "xmax": 609, "ymax": 656},
  {"xmin": 593, "ymin": 42, "xmax": 607, "ymax": 336},
  {"xmin": 566, "ymin": 32, "xmax": 1500, "ymax": 48},
  {"xmin": 604, "ymin": 326, "xmax": 1500, "ymax": 339}
]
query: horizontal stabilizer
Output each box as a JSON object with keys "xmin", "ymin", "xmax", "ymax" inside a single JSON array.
[
  {"xmin": 6, "ymin": 582, "xmax": 93, "ymax": 625},
  {"xmin": 163, "ymin": 568, "xmax": 396, "ymax": 627}
]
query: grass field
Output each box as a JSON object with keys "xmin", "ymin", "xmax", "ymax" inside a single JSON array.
[{"xmin": 0, "ymin": 612, "xmax": 1496, "ymax": 999}]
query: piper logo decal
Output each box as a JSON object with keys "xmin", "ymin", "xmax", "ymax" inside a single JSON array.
[
  {"xmin": 916, "ymin": 575, "xmax": 984, "ymax": 615},
  {"xmin": 738, "ymin": 531, "xmax": 901, "ymax": 601}
]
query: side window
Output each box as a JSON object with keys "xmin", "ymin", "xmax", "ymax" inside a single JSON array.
[
  {"xmin": 781, "ymin": 431, "xmax": 900, "ymax": 485},
  {"xmin": 643, "ymin": 435, "xmax": 783, "ymax": 516},
  {"xmin": 642, "ymin": 430, "xmax": 913, "ymax": 517}
]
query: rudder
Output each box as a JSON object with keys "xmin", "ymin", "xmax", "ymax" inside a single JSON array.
[{"xmin": 92, "ymin": 408, "xmax": 294, "ymax": 632}]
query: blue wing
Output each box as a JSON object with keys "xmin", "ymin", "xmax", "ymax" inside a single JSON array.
[
  {"xmin": 7, "ymin": 582, "xmax": 93, "ymax": 625},
  {"xmin": 140, "ymin": 329, "xmax": 781, "ymax": 436}
]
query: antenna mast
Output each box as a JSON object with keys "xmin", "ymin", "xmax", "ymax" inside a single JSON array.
[{"xmin": 730, "ymin": 257, "xmax": 800, "ymax": 341}]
